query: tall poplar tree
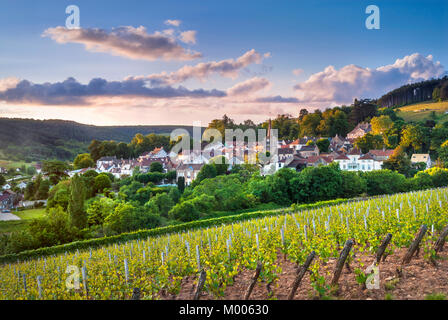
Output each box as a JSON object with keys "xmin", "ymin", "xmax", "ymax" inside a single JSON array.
[{"xmin": 68, "ymin": 174, "xmax": 87, "ymax": 229}]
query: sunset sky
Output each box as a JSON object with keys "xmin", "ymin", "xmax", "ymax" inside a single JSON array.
[{"xmin": 0, "ymin": 0, "xmax": 447, "ymax": 126}]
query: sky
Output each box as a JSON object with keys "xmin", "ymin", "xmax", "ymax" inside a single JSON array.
[{"xmin": 0, "ymin": 0, "xmax": 447, "ymax": 126}]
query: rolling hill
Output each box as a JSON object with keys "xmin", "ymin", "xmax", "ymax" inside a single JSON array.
[
  {"xmin": 395, "ymin": 100, "xmax": 448, "ymax": 123},
  {"xmin": 0, "ymin": 118, "xmax": 196, "ymax": 162}
]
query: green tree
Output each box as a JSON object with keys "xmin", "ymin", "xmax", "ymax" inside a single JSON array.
[
  {"xmin": 355, "ymin": 133, "xmax": 384, "ymax": 154},
  {"xmin": 400, "ymin": 124, "xmax": 426, "ymax": 153},
  {"xmin": 299, "ymin": 112, "xmax": 322, "ymax": 137},
  {"xmin": 35, "ymin": 179, "xmax": 50, "ymax": 199},
  {"xmin": 68, "ymin": 174, "xmax": 87, "ymax": 229},
  {"xmin": 145, "ymin": 193, "xmax": 174, "ymax": 218},
  {"xmin": 26, "ymin": 166, "xmax": 37, "ymax": 176},
  {"xmin": 42, "ymin": 160, "xmax": 70, "ymax": 185},
  {"xmin": 340, "ymin": 171, "xmax": 367, "ymax": 198},
  {"xmin": 168, "ymin": 201, "xmax": 200, "ymax": 222},
  {"xmin": 438, "ymin": 140, "xmax": 448, "ymax": 167},
  {"xmin": 382, "ymin": 146, "xmax": 413, "ymax": 177},
  {"xmin": 88, "ymin": 140, "xmax": 103, "ymax": 162},
  {"xmin": 425, "ymin": 167, "xmax": 448, "ymax": 187},
  {"xmin": 362, "ymin": 170, "xmax": 407, "ymax": 195},
  {"xmin": 433, "ymin": 87, "xmax": 441, "ymax": 101},
  {"xmin": 73, "ymin": 153, "xmax": 95, "ymax": 169},
  {"xmin": 150, "ymin": 162, "xmax": 164, "ymax": 173},
  {"xmin": 316, "ymin": 139, "xmax": 330, "ymax": 153},
  {"xmin": 86, "ymin": 197, "xmax": 116, "ymax": 226},
  {"xmin": 371, "ymin": 115, "xmax": 394, "ymax": 135},
  {"xmin": 28, "ymin": 206, "xmax": 78, "ymax": 247},
  {"xmin": 291, "ymin": 164, "xmax": 343, "ymax": 203},
  {"xmin": 0, "ymin": 174, "xmax": 5, "ymax": 187},
  {"xmin": 94, "ymin": 173, "xmax": 112, "ymax": 194},
  {"xmin": 116, "ymin": 142, "xmax": 131, "ymax": 159},
  {"xmin": 47, "ymin": 180, "xmax": 71, "ymax": 210},
  {"xmin": 177, "ymin": 176, "xmax": 185, "ymax": 193},
  {"xmin": 193, "ymin": 164, "xmax": 217, "ymax": 186}
]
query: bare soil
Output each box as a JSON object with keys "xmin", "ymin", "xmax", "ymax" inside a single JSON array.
[{"xmin": 165, "ymin": 245, "xmax": 448, "ymax": 300}]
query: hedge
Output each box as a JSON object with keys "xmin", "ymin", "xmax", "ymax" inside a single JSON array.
[{"xmin": 0, "ymin": 198, "xmax": 350, "ymax": 264}]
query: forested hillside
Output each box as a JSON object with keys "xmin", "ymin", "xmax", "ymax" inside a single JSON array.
[
  {"xmin": 0, "ymin": 118, "xmax": 194, "ymax": 161},
  {"xmin": 378, "ymin": 77, "xmax": 448, "ymax": 108}
]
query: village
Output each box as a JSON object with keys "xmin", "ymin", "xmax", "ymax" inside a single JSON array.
[{"xmin": 0, "ymin": 121, "xmax": 434, "ymax": 213}]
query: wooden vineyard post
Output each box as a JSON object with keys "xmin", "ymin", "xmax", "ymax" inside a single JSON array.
[
  {"xmin": 244, "ymin": 261, "xmax": 262, "ymax": 300},
  {"xmin": 37, "ymin": 276, "xmax": 43, "ymax": 299},
  {"xmin": 402, "ymin": 225, "xmax": 427, "ymax": 265},
  {"xmin": 376, "ymin": 233, "xmax": 392, "ymax": 264},
  {"xmin": 131, "ymin": 288, "xmax": 141, "ymax": 300},
  {"xmin": 434, "ymin": 225, "xmax": 448, "ymax": 253},
  {"xmin": 331, "ymin": 240, "xmax": 354, "ymax": 286},
  {"xmin": 193, "ymin": 270, "xmax": 207, "ymax": 300},
  {"xmin": 81, "ymin": 266, "xmax": 89, "ymax": 298},
  {"xmin": 288, "ymin": 251, "xmax": 315, "ymax": 300}
]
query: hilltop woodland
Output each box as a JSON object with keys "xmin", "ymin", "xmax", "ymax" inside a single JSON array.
[{"xmin": 1, "ymin": 78, "xmax": 448, "ymax": 257}]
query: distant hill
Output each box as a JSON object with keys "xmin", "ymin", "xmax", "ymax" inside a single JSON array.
[
  {"xmin": 395, "ymin": 100, "xmax": 448, "ymax": 124},
  {"xmin": 0, "ymin": 118, "xmax": 196, "ymax": 162}
]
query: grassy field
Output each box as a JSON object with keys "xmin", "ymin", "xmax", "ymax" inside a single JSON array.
[
  {"xmin": 396, "ymin": 100, "xmax": 448, "ymax": 123},
  {"xmin": 0, "ymin": 159, "xmax": 37, "ymax": 170},
  {"xmin": 0, "ymin": 208, "xmax": 46, "ymax": 234}
]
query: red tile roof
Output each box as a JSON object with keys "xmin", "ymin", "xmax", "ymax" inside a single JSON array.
[
  {"xmin": 359, "ymin": 153, "xmax": 374, "ymax": 160},
  {"xmin": 335, "ymin": 154, "xmax": 350, "ymax": 160},
  {"xmin": 369, "ymin": 149, "xmax": 394, "ymax": 157},
  {"xmin": 348, "ymin": 148, "xmax": 361, "ymax": 155}
]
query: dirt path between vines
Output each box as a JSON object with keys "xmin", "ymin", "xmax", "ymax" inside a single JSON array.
[{"xmin": 165, "ymin": 246, "xmax": 448, "ymax": 300}]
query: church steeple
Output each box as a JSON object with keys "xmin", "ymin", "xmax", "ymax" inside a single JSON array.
[{"xmin": 267, "ymin": 118, "xmax": 272, "ymax": 140}]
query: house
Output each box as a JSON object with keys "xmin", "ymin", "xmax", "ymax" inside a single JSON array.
[
  {"xmin": 33, "ymin": 163, "xmax": 42, "ymax": 174},
  {"xmin": 304, "ymin": 155, "xmax": 331, "ymax": 167},
  {"xmin": 289, "ymin": 137, "xmax": 316, "ymax": 151},
  {"xmin": 0, "ymin": 190, "xmax": 17, "ymax": 210},
  {"xmin": 347, "ymin": 122, "xmax": 372, "ymax": 140},
  {"xmin": 334, "ymin": 148, "xmax": 392, "ymax": 171},
  {"xmin": 368, "ymin": 149, "xmax": 394, "ymax": 162},
  {"xmin": 140, "ymin": 147, "xmax": 168, "ymax": 159},
  {"xmin": 0, "ymin": 167, "xmax": 7, "ymax": 174},
  {"xmin": 17, "ymin": 182, "xmax": 27, "ymax": 190},
  {"xmin": 411, "ymin": 154, "xmax": 432, "ymax": 169},
  {"xmin": 297, "ymin": 144, "xmax": 319, "ymax": 158},
  {"xmin": 176, "ymin": 163, "xmax": 205, "ymax": 186},
  {"xmin": 285, "ymin": 155, "xmax": 308, "ymax": 172},
  {"xmin": 2, "ymin": 183, "xmax": 11, "ymax": 190},
  {"xmin": 277, "ymin": 148, "xmax": 294, "ymax": 161},
  {"xmin": 68, "ymin": 167, "xmax": 96, "ymax": 177}
]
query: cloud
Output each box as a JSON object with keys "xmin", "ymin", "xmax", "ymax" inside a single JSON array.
[
  {"xmin": 255, "ymin": 95, "xmax": 299, "ymax": 103},
  {"xmin": 292, "ymin": 68, "xmax": 304, "ymax": 76},
  {"xmin": 179, "ymin": 30, "xmax": 197, "ymax": 44},
  {"xmin": 0, "ymin": 77, "xmax": 20, "ymax": 91},
  {"xmin": 293, "ymin": 53, "xmax": 445, "ymax": 105},
  {"xmin": 132, "ymin": 49, "xmax": 268, "ymax": 85},
  {"xmin": 42, "ymin": 26, "xmax": 201, "ymax": 61},
  {"xmin": 227, "ymin": 77, "xmax": 270, "ymax": 96},
  {"xmin": 165, "ymin": 19, "xmax": 182, "ymax": 27},
  {"xmin": 0, "ymin": 77, "xmax": 226, "ymax": 105}
]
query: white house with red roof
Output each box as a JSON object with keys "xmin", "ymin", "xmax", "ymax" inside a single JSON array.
[{"xmin": 334, "ymin": 148, "xmax": 394, "ymax": 171}]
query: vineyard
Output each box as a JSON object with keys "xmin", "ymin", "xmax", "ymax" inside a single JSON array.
[{"xmin": 1, "ymin": 188, "xmax": 448, "ymax": 300}]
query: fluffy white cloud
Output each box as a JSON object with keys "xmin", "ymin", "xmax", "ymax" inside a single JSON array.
[
  {"xmin": 0, "ymin": 77, "xmax": 20, "ymax": 91},
  {"xmin": 179, "ymin": 30, "xmax": 197, "ymax": 44},
  {"xmin": 292, "ymin": 68, "xmax": 304, "ymax": 76},
  {"xmin": 130, "ymin": 49, "xmax": 267, "ymax": 85},
  {"xmin": 293, "ymin": 53, "xmax": 445, "ymax": 105},
  {"xmin": 42, "ymin": 26, "xmax": 201, "ymax": 61},
  {"xmin": 227, "ymin": 77, "xmax": 270, "ymax": 96},
  {"xmin": 164, "ymin": 19, "xmax": 182, "ymax": 27}
]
